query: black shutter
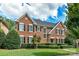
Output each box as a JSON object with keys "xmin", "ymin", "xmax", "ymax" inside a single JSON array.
[
  {"xmin": 40, "ymin": 26, "xmax": 41, "ymax": 31},
  {"xmin": 24, "ymin": 24, "xmax": 26, "ymax": 31},
  {"xmin": 18, "ymin": 23, "xmax": 19, "ymax": 30},
  {"xmin": 27, "ymin": 25, "xmax": 29, "ymax": 31},
  {"xmin": 36, "ymin": 26, "xmax": 37, "ymax": 31},
  {"xmin": 33, "ymin": 25, "xmax": 34, "ymax": 32},
  {"xmin": 27, "ymin": 37, "xmax": 29, "ymax": 44},
  {"xmin": 24, "ymin": 37, "xmax": 25, "ymax": 43}
]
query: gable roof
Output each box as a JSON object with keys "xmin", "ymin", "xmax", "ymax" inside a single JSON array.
[
  {"xmin": 16, "ymin": 13, "xmax": 55, "ymax": 27},
  {"xmin": 16, "ymin": 13, "xmax": 66, "ymax": 30},
  {"xmin": 49, "ymin": 22, "xmax": 67, "ymax": 34},
  {"xmin": 16, "ymin": 14, "xmax": 37, "ymax": 25},
  {"xmin": 33, "ymin": 19, "xmax": 55, "ymax": 27}
]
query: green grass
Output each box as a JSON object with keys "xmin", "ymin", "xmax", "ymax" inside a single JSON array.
[{"xmin": 0, "ymin": 49, "xmax": 75, "ymax": 56}]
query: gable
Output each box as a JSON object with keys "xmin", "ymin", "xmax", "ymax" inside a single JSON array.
[{"xmin": 49, "ymin": 22, "xmax": 66, "ymax": 34}]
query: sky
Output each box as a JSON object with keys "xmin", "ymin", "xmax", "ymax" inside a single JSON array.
[{"xmin": 0, "ymin": 3, "xmax": 67, "ymax": 23}]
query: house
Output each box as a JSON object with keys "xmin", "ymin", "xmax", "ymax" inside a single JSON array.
[
  {"xmin": 15, "ymin": 14, "xmax": 67, "ymax": 44},
  {"xmin": 0, "ymin": 20, "xmax": 9, "ymax": 34}
]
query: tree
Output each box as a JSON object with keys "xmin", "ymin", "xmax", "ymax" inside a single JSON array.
[
  {"xmin": 32, "ymin": 35, "xmax": 41, "ymax": 48},
  {"xmin": 0, "ymin": 16, "xmax": 15, "ymax": 30},
  {"xmin": 0, "ymin": 29, "xmax": 6, "ymax": 48},
  {"xmin": 65, "ymin": 3, "xmax": 79, "ymax": 47},
  {"xmin": 5, "ymin": 29, "xmax": 20, "ymax": 49}
]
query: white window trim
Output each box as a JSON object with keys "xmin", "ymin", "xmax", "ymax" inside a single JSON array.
[
  {"xmin": 29, "ymin": 24, "xmax": 33, "ymax": 32},
  {"xmin": 43, "ymin": 27, "xmax": 47, "ymax": 38},
  {"xmin": 29, "ymin": 36, "xmax": 33, "ymax": 37},
  {"xmin": 29, "ymin": 36, "xmax": 33, "ymax": 44},
  {"xmin": 20, "ymin": 35, "xmax": 25, "ymax": 44},
  {"xmin": 56, "ymin": 28, "xmax": 60, "ymax": 35},
  {"xmin": 19, "ymin": 23, "xmax": 25, "ymax": 31},
  {"xmin": 20, "ymin": 35, "xmax": 24, "ymax": 37}
]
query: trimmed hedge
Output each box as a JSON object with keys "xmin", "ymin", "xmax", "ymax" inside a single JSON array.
[{"xmin": 21, "ymin": 44, "xmax": 73, "ymax": 49}]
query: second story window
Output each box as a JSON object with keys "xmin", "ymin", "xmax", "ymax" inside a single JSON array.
[
  {"xmin": 37, "ymin": 26, "xmax": 40, "ymax": 32},
  {"xmin": 19, "ymin": 23, "xmax": 25, "ymax": 31},
  {"xmin": 43, "ymin": 28, "xmax": 47, "ymax": 38},
  {"xmin": 29, "ymin": 24, "xmax": 33, "ymax": 32},
  {"xmin": 56, "ymin": 28, "xmax": 59, "ymax": 35},
  {"xmin": 61, "ymin": 29, "xmax": 64, "ymax": 35}
]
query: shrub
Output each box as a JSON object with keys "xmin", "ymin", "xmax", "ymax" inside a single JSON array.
[
  {"xmin": 21, "ymin": 44, "xmax": 74, "ymax": 49},
  {"xmin": 21, "ymin": 44, "xmax": 36, "ymax": 48},
  {"xmin": 0, "ymin": 29, "xmax": 6, "ymax": 48},
  {"xmin": 5, "ymin": 29, "xmax": 20, "ymax": 49}
]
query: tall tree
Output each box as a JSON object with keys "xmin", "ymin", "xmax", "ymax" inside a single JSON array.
[{"xmin": 65, "ymin": 3, "xmax": 79, "ymax": 46}]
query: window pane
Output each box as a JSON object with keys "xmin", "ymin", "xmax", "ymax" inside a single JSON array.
[
  {"xmin": 19, "ymin": 23, "xmax": 24, "ymax": 31},
  {"xmin": 44, "ymin": 34, "xmax": 47, "ymax": 38},
  {"xmin": 29, "ymin": 37, "xmax": 33, "ymax": 44},
  {"xmin": 56, "ymin": 29, "xmax": 59, "ymax": 35},
  {"xmin": 20, "ymin": 37, "xmax": 24, "ymax": 44},
  {"xmin": 29, "ymin": 25, "xmax": 33, "ymax": 32}
]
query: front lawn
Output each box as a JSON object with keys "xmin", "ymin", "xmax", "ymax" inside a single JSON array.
[{"xmin": 0, "ymin": 49, "xmax": 76, "ymax": 56}]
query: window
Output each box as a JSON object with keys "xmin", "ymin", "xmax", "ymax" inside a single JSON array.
[
  {"xmin": 61, "ymin": 39, "xmax": 64, "ymax": 44},
  {"xmin": 51, "ymin": 39, "xmax": 53, "ymax": 43},
  {"xmin": 20, "ymin": 35, "xmax": 25, "ymax": 44},
  {"xmin": 44, "ymin": 28, "xmax": 47, "ymax": 33},
  {"xmin": 59, "ymin": 29, "xmax": 64, "ymax": 35},
  {"xmin": 44, "ymin": 34, "xmax": 47, "ymax": 38},
  {"xmin": 43, "ymin": 28, "xmax": 47, "ymax": 38},
  {"xmin": 62, "ymin": 29, "xmax": 64, "ymax": 35},
  {"xmin": 29, "ymin": 24, "xmax": 33, "ymax": 32},
  {"xmin": 37, "ymin": 26, "xmax": 40, "ymax": 32},
  {"xmin": 56, "ymin": 28, "xmax": 59, "ymax": 35},
  {"xmin": 29, "ymin": 36, "xmax": 33, "ymax": 44},
  {"xmin": 19, "ymin": 23, "xmax": 25, "ymax": 31}
]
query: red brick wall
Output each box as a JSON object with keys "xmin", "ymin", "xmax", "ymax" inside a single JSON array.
[{"xmin": 16, "ymin": 16, "xmax": 47, "ymax": 44}]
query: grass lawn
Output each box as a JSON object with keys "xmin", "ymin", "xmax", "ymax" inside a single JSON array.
[{"xmin": 0, "ymin": 49, "xmax": 76, "ymax": 56}]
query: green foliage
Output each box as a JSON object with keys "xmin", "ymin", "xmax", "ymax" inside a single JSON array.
[
  {"xmin": 32, "ymin": 35, "xmax": 41, "ymax": 44},
  {"xmin": 0, "ymin": 16, "xmax": 15, "ymax": 30},
  {"xmin": 5, "ymin": 29, "xmax": 20, "ymax": 49},
  {"xmin": 32, "ymin": 35, "xmax": 41, "ymax": 48},
  {"xmin": 65, "ymin": 4, "xmax": 79, "ymax": 46},
  {"xmin": 0, "ymin": 29, "xmax": 6, "ymax": 48}
]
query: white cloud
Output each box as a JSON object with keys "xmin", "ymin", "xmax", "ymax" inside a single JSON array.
[{"xmin": 0, "ymin": 3, "xmax": 66, "ymax": 20}]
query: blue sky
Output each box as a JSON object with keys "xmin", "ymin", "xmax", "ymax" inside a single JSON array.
[{"xmin": 0, "ymin": 3, "xmax": 67, "ymax": 23}]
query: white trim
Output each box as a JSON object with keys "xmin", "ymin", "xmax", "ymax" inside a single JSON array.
[
  {"xmin": 19, "ymin": 22, "xmax": 24, "ymax": 24},
  {"xmin": 49, "ymin": 22, "xmax": 66, "ymax": 34},
  {"xmin": 29, "ymin": 36, "xmax": 33, "ymax": 37},
  {"xmin": 29, "ymin": 24, "xmax": 33, "ymax": 25},
  {"xmin": 49, "ymin": 22, "xmax": 60, "ymax": 34},
  {"xmin": 20, "ymin": 35, "xmax": 24, "ymax": 37}
]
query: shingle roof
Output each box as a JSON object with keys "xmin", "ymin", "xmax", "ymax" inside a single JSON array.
[
  {"xmin": 24, "ymin": 13, "xmax": 55, "ymax": 27},
  {"xmin": 33, "ymin": 19, "xmax": 56, "ymax": 27}
]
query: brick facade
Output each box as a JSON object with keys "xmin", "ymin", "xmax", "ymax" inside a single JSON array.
[{"xmin": 16, "ymin": 15, "xmax": 66, "ymax": 44}]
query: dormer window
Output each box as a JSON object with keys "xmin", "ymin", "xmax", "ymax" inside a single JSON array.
[{"xmin": 19, "ymin": 23, "xmax": 25, "ymax": 31}]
